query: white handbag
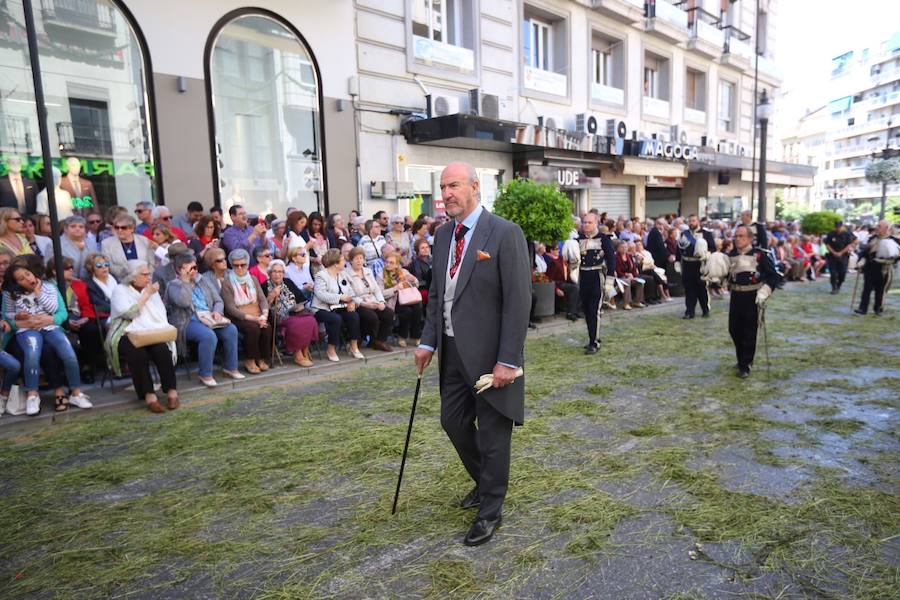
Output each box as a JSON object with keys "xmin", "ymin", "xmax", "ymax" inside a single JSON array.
[{"xmin": 5, "ymin": 385, "xmax": 25, "ymax": 416}]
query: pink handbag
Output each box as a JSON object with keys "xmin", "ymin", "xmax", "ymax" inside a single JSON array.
[{"xmin": 398, "ymin": 286, "xmax": 422, "ymax": 305}]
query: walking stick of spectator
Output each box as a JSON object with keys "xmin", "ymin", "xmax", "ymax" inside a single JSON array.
[
  {"xmin": 391, "ymin": 370, "xmax": 423, "ymax": 515},
  {"xmin": 270, "ymin": 307, "xmax": 283, "ymax": 367},
  {"xmin": 849, "ymin": 269, "xmax": 860, "ymax": 311},
  {"xmin": 758, "ymin": 305, "xmax": 771, "ymax": 378}
]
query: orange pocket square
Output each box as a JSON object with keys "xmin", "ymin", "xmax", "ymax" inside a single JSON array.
[{"xmin": 476, "ymin": 250, "xmax": 491, "ymax": 262}]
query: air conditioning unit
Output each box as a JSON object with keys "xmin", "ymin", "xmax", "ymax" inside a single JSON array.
[
  {"xmin": 468, "ymin": 89, "xmax": 501, "ymax": 119},
  {"xmin": 575, "ymin": 113, "xmax": 600, "ymax": 134},
  {"xmin": 433, "ymin": 95, "xmax": 460, "ymax": 116},
  {"xmin": 538, "ymin": 116, "xmax": 559, "ymax": 131}
]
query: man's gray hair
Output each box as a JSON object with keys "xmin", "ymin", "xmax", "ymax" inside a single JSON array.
[
  {"xmin": 122, "ymin": 259, "xmax": 152, "ymax": 285},
  {"xmin": 228, "ymin": 248, "xmax": 250, "ymax": 265},
  {"xmin": 151, "ymin": 205, "xmax": 171, "ymax": 220},
  {"xmin": 136, "ymin": 201, "xmax": 154, "ymax": 211},
  {"xmin": 268, "ymin": 259, "xmax": 286, "ymax": 273},
  {"xmin": 64, "ymin": 215, "xmax": 86, "ymax": 228}
]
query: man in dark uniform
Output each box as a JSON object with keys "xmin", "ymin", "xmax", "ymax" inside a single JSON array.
[
  {"xmin": 734, "ymin": 209, "xmax": 769, "ymax": 250},
  {"xmin": 823, "ymin": 220, "xmax": 856, "ymax": 294},
  {"xmin": 677, "ymin": 214, "xmax": 717, "ymax": 319},
  {"xmin": 728, "ymin": 225, "xmax": 783, "ymax": 378},
  {"xmin": 577, "ymin": 212, "xmax": 615, "ymax": 354},
  {"xmin": 854, "ymin": 220, "xmax": 900, "ymax": 315}
]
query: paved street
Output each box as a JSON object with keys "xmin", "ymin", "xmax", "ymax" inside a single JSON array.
[{"xmin": 1, "ymin": 280, "xmax": 897, "ymax": 600}]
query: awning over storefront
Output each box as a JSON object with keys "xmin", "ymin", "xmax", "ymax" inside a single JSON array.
[
  {"xmin": 740, "ymin": 170, "xmax": 815, "ymax": 187},
  {"xmin": 690, "ymin": 149, "xmax": 817, "ymax": 185}
]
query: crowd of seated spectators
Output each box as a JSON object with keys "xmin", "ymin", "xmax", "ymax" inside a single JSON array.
[{"xmin": 0, "ymin": 199, "xmax": 876, "ymax": 418}]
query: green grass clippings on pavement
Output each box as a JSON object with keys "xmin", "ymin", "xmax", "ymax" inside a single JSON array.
[{"xmin": 0, "ymin": 280, "xmax": 898, "ymax": 599}]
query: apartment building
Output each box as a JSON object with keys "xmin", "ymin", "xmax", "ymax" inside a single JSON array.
[
  {"xmin": 357, "ymin": 0, "xmax": 813, "ymax": 220},
  {"xmin": 782, "ymin": 33, "xmax": 900, "ymax": 213}
]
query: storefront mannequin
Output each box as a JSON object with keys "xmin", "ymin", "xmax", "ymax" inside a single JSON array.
[
  {"xmin": 60, "ymin": 156, "xmax": 97, "ymax": 215},
  {"xmin": 0, "ymin": 156, "xmax": 38, "ymax": 214},
  {"xmin": 36, "ymin": 167, "xmax": 74, "ymax": 219}
]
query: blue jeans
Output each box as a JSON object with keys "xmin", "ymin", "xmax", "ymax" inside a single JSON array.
[
  {"xmin": 17, "ymin": 328, "xmax": 82, "ymax": 392},
  {"xmin": 0, "ymin": 350, "xmax": 21, "ymax": 393},
  {"xmin": 184, "ymin": 320, "xmax": 238, "ymax": 377}
]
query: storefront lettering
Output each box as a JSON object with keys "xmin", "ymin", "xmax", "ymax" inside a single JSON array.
[
  {"xmin": 639, "ymin": 139, "xmax": 698, "ymax": 161},
  {"xmin": 0, "ymin": 155, "xmax": 155, "ymax": 179}
]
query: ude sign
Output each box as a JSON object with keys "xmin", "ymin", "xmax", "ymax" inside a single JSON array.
[{"xmin": 528, "ymin": 166, "xmax": 590, "ymax": 189}]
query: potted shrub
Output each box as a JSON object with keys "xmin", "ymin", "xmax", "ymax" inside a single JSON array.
[
  {"xmin": 494, "ymin": 178, "xmax": 573, "ymax": 318},
  {"xmin": 800, "ymin": 210, "xmax": 843, "ymax": 235}
]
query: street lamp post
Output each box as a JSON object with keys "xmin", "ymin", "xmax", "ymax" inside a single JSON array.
[{"xmin": 756, "ymin": 89, "xmax": 774, "ymax": 222}]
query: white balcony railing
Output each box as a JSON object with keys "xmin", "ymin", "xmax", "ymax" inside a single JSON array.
[
  {"xmin": 866, "ymin": 90, "xmax": 900, "ymax": 110},
  {"xmin": 652, "ymin": 0, "xmax": 688, "ymax": 29},
  {"xmin": 725, "ymin": 33, "xmax": 753, "ymax": 61},
  {"xmin": 523, "ymin": 65, "xmax": 567, "ymax": 97},
  {"xmin": 591, "ymin": 83, "xmax": 624, "ymax": 105},
  {"xmin": 684, "ymin": 107, "xmax": 706, "ymax": 124},
  {"xmin": 833, "ymin": 116, "xmax": 891, "ymax": 138},
  {"xmin": 643, "ymin": 96, "xmax": 670, "ymax": 119},
  {"xmin": 691, "ymin": 19, "xmax": 724, "ymax": 48}
]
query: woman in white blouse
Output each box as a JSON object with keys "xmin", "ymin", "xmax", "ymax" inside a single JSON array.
[
  {"xmin": 343, "ymin": 247, "xmax": 393, "ymax": 352},
  {"xmin": 105, "ymin": 260, "xmax": 178, "ymax": 413},
  {"xmin": 84, "ymin": 252, "xmax": 117, "ymax": 320}
]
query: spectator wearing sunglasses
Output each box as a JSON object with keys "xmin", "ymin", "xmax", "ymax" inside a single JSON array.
[
  {"xmin": 0, "ymin": 208, "xmax": 32, "ymax": 257},
  {"xmin": 285, "ymin": 245, "xmax": 313, "ymax": 294},
  {"xmin": 134, "ymin": 201, "xmax": 154, "ymax": 235},
  {"xmin": 142, "ymin": 206, "xmax": 188, "ymax": 244},
  {"xmin": 48, "ymin": 215, "xmax": 91, "ymax": 279},
  {"xmin": 166, "ymin": 253, "xmax": 243, "ymax": 387},
  {"xmin": 85, "ymin": 211, "xmax": 104, "ymax": 251},
  {"xmin": 249, "ymin": 246, "xmax": 273, "ymax": 285},
  {"xmin": 85, "ymin": 252, "xmax": 118, "ymax": 320},
  {"xmin": 101, "ymin": 214, "xmax": 153, "ymax": 281}
]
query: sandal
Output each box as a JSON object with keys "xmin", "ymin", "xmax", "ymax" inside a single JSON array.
[{"xmin": 54, "ymin": 394, "xmax": 69, "ymax": 412}]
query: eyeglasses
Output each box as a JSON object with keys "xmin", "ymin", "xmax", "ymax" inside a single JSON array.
[
  {"xmin": 232, "ymin": 263, "xmax": 248, "ymax": 269},
  {"xmin": 114, "ymin": 225, "xmax": 131, "ymax": 230},
  {"xmin": 87, "ymin": 220, "xmax": 101, "ymax": 225},
  {"xmin": 159, "ymin": 215, "xmax": 172, "ymax": 221},
  {"xmin": 64, "ymin": 265, "xmax": 74, "ymax": 271},
  {"xmin": 136, "ymin": 208, "xmax": 148, "ymax": 213},
  {"xmin": 214, "ymin": 258, "xmax": 226, "ymax": 263},
  {"xmin": 260, "ymin": 253, "xmax": 271, "ymax": 258},
  {"xmin": 296, "ymin": 252, "xmax": 307, "ymax": 257},
  {"xmin": 137, "ymin": 272, "xmax": 151, "ymax": 277},
  {"xmin": 95, "ymin": 261, "xmax": 110, "ymax": 268},
  {"xmin": 8, "ymin": 216, "xmax": 24, "ymax": 222},
  {"xmin": 187, "ymin": 266, "xmax": 198, "ymax": 272},
  {"xmin": 270, "ymin": 269, "xmax": 284, "ymax": 275}
]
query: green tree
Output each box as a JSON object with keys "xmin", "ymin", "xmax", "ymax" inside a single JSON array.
[
  {"xmin": 865, "ymin": 157, "xmax": 900, "ymax": 219},
  {"xmin": 493, "ymin": 178, "xmax": 573, "ymax": 245},
  {"xmin": 801, "ymin": 211, "xmax": 843, "ymax": 235}
]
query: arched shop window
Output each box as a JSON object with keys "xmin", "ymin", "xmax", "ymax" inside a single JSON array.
[
  {"xmin": 0, "ymin": 0, "xmax": 160, "ymax": 216},
  {"xmin": 208, "ymin": 11, "xmax": 326, "ymax": 219}
]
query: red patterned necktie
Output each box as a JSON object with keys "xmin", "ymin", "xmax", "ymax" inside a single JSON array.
[{"xmin": 450, "ymin": 223, "xmax": 468, "ymax": 278}]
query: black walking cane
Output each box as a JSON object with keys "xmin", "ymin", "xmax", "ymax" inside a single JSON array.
[{"xmin": 391, "ymin": 370, "xmax": 424, "ymax": 515}]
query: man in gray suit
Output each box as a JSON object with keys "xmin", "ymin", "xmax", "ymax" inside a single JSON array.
[{"xmin": 414, "ymin": 162, "xmax": 531, "ymax": 546}]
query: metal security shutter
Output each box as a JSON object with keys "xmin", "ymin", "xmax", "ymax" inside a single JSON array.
[{"xmin": 590, "ymin": 182, "xmax": 631, "ymax": 219}]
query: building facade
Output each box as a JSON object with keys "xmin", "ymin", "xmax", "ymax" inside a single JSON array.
[
  {"xmin": 356, "ymin": 0, "xmax": 811, "ymax": 221},
  {"xmin": 0, "ymin": 0, "xmax": 358, "ymax": 220},
  {"xmin": 781, "ymin": 32, "xmax": 900, "ymax": 215},
  {"xmin": 0, "ymin": 0, "xmax": 813, "ymax": 223}
]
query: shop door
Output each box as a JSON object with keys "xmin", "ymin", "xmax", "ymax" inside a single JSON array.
[
  {"xmin": 646, "ymin": 187, "xmax": 682, "ymax": 218},
  {"xmin": 590, "ymin": 182, "xmax": 631, "ymax": 219}
]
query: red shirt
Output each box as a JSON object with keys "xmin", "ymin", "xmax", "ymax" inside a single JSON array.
[
  {"xmin": 144, "ymin": 225, "xmax": 188, "ymax": 244},
  {"xmin": 615, "ymin": 253, "xmax": 639, "ymax": 278},
  {"xmin": 70, "ymin": 278, "xmax": 97, "ymax": 319}
]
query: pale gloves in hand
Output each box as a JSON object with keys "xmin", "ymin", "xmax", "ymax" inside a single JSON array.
[
  {"xmin": 755, "ymin": 284, "xmax": 772, "ymax": 307},
  {"xmin": 474, "ymin": 368, "xmax": 524, "ymax": 394}
]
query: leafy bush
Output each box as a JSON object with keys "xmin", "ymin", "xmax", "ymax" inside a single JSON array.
[
  {"xmin": 493, "ymin": 178, "xmax": 573, "ymax": 244},
  {"xmin": 865, "ymin": 158, "xmax": 900, "ymax": 184},
  {"xmin": 801, "ymin": 211, "xmax": 842, "ymax": 235}
]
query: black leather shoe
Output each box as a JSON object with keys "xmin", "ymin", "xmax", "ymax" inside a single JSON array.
[
  {"xmin": 681, "ymin": 314, "xmax": 694, "ymax": 320},
  {"xmin": 459, "ymin": 487, "xmax": 480, "ymax": 509},
  {"xmin": 830, "ymin": 289, "xmax": 839, "ymax": 295},
  {"xmin": 874, "ymin": 309, "xmax": 883, "ymax": 316},
  {"xmin": 584, "ymin": 343, "xmax": 598, "ymax": 355},
  {"xmin": 738, "ymin": 367, "xmax": 750, "ymax": 378},
  {"xmin": 853, "ymin": 308, "xmax": 867, "ymax": 315},
  {"xmin": 701, "ymin": 311, "xmax": 710, "ymax": 318},
  {"xmin": 464, "ymin": 516, "xmax": 501, "ymax": 546}
]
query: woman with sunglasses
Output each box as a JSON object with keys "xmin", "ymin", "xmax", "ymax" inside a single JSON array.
[
  {"xmin": 84, "ymin": 252, "xmax": 117, "ymax": 321},
  {"xmin": 249, "ymin": 246, "xmax": 272, "ymax": 285},
  {"xmin": 102, "ymin": 215, "xmax": 153, "ymax": 281},
  {"xmin": 46, "ymin": 257, "xmax": 104, "ymax": 384},
  {"xmin": 0, "ymin": 208, "xmax": 33, "ymax": 256},
  {"xmin": 166, "ymin": 253, "xmax": 243, "ymax": 387},
  {"xmin": 385, "ymin": 214, "xmax": 413, "ymax": 267},
  {"xmin": 222, "ymin": 248, "xmax": 272, "ymax": 374},
  {"xmin": 285, "ymin": 245, "xmax": 314, "ymax": 293}
]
